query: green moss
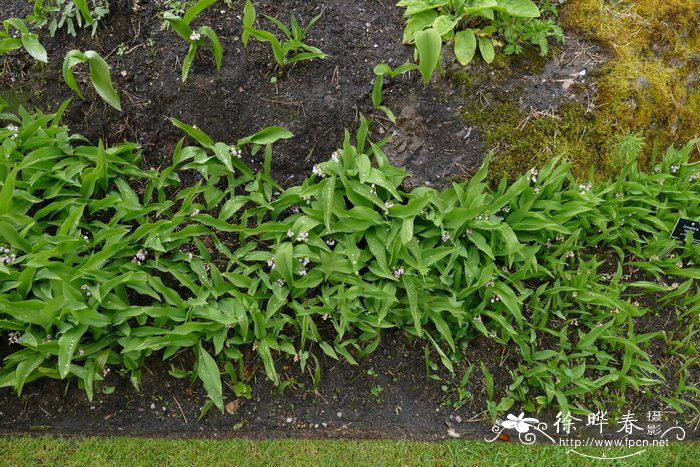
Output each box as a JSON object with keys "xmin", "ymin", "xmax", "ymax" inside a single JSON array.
[
  {"xmin": 464, "ymin": 101, "xmax": 617, "ymax": 181},
  {"xmin": 472, "ymin": 0, "xmax": 700, "ymax": 180},
  {"xmin": 445, "ymin": 70, "xmax": 474, "ymax": 89}
]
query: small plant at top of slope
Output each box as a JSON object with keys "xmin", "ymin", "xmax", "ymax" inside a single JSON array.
[
  {"xmin": 29, "ymin": 0, "xmax": 109, "ymax": 37},
  {"xmin": 242, "ymin": 0, "xmax": 327, "ymax": 78},
  {"xmin": 163, "ymin": 0, "xmax": 223, "ymax": 82},
  {"xmin": 0, "ymin": 18, "xmax": 48, "ymax": 63},
  {"xmin": 62, "ymin": 49, "xmax": 121, "ymax": 110},
  {"xmin": 397, "ymin": 0, "xmax": 560, "ymax": 83}
]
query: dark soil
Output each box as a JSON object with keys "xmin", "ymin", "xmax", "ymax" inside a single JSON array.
[{"xmin": 0, "ymin": 0, "xmax": 697, "ymax": 442}]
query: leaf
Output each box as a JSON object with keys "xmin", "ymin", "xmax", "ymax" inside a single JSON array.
[
  {"xmin": 15, "ymin": 352, "xmax": 44, "ymax": 395},
  {"xmin": 196, "ymin": 342, "xmax": 224, "ymax": 413},
  {"xmin": 170, "ymin": 117, "xmax": 214, "ymax": 148},
  {"xmin": 257, "ymin": 338, "xmax": 279, "ymax": 385},
  {"xmin": 432, "ymin": 15, "xmax": 457, "ymax": 37},
  {"xmin": 242, "ymin": 0, "xmax": 256, "ymax": 47},
  {"xmin": 84, "ymin": 51, "xmax": 121, "ymax": 111},
  {"xmin": 183, "ymin": 0, "xmax": 218, "ymax": 25},
  {"xmin": 454, "ymin": 29, "xmax": 476, "ymax": 65},
  {"xmin": 58, "ymin": 324, "xmax": 88, "ymax": 379},
  {"xmin": 495, "ymin": 0, "xmax": 540, "ymax": 18},
  {"xmin": 237, "ymin": 126, "xmax": 293, "ymax": 146},
  {"xmin": 322, "ymin": 176, "xmax": 335, "ymax": 230},
  {"xmin": 414, "ymin": 28, "xmax": 442, "ymax": 84},
  {"xmin": 478, "ymin": 37, "xmax": 495, "ymax": 64},
  {"xmin": 200, "ymin": 26, "xmax": 223, "ymax": 72}
]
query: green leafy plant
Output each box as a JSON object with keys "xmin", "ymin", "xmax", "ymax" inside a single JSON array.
[
  {"xmin": 62, "ymin": 49, "xmax": 121, "ymax": 110},
  {"xmin": 0, "ymin": 101, "xmax": 697, "ymax": 420},
  {"xmin": 242, "ymin": 0, "xmax": 327, "ymax": 77},
  {"xmin": 0, "ymin": 18, "xmax": 48, "ymax": 63},
  {"xmin": 371, "ymin": 62, "xmax": 419, "ymax": 122},
  {"xmin": 163, "ymin": 0, "xmax": 223, "ymax": 82},
  {"xmin": 397, "ymin": 0, "xmax": 558, "ymax": 82},
  {"xmin": 29, "ymin": 0, "xmax": 109, "ymax": 37},
  {"xmin": 493, "ymin": 0, "xmax": 564, "ymax": 56}
]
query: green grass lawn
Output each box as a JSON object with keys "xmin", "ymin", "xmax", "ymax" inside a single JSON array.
[{"xmin": 0, "ymin": 436, "xmax": 698, "ymax": 466}]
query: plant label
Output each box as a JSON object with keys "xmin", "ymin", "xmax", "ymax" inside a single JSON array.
[{"xmin": 670, "ymin": 218, "xmax": 700, "ymax": 243}]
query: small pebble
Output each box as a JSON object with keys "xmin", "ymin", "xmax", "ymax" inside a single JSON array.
[
  {"xmin": 286, "ymin": 417, "xmax": 293, "ymax": 423},
  {"xmin": 337, "ymin": 411, "xmax": 343, "ymax": 418}
]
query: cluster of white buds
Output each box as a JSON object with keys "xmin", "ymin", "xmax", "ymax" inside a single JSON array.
[
  {"xmin": 579, "ymin": 183, "xmax": 593, "ymax": 193},
  {"xmin": 79, "ymin": 348, "xmax": 85, "ymax": 356},
  {"xmin": 296, "ymin": 231, "xmax": 308, "ymax": 242},
  {"xmin": 103, "ymin": 367, "xmax": 111, "ymax": 377},
  {"xmin": 393, "ymin": 266, "xmax": 405, "ymax": 278},
  {"xmin": 190, "ymin": 31, "xmax": 202, "ymax": 41},
  {"xmin": 80, "ymin": 231, "xmax": 89, "ymax": 241},
  {"xmin": 501, "ymin": 206, "xmax": 511, "ymax": 213},
  {"xmin": 321, "ymin": 313, "xmax": 330, "ymax": 321},
  {"xmin": 132, "ymin": 249, "xmax": 148, "ymax": 265},
  {"xmin": 534, "ymin": 187, "xmax": 541, "ymax": 194},
  {"xmin": 287, "ymin": 229, "xmax": 294, "ymax": 238},
  {"xmin": 485, "ymin": 280, "xmax": 495, "ymax": 287},
  {"xmin": 6, "ymin": 124, "xmax": 18, "ymax": 140},
  {"xmin": 690, "ymin": 173, "xmax": 699, "ymax": 181},
  {"xmin": 370, "ymin": 184, "xmax": 377, "ymax": 195},
  {"xmin": 325, "ymin": 238, "xmax": 335, "ymax": 247},
  {"xmin": 653, "ymin": 166, "xmax": 661, "ymax": 174},
  {"xmin": 303, "ymin": 195, "xmax": 312, "ymax": 204},
  {"xmin": 229, "ymin": 146, "xmax": 242, "ymax": 158},
  {"xmin": 297, "ymin": 269, "xmax": 307, "ymax": 277},
  {"xmin": 330, "ymin": 151, "xmax": 340, "ymax": 163},
  {"xmin": 465, "ymin": 228, "xmax": 473, "ymax": 236},
  {"xmin": 191, "ymin": 208, "xmax": 201, "ymax": 216},
  {"xmin": 0, "ymin": 247, "xmax": 16, "ymax": 265},
  {"xmin": 473, "ymin": 315, "xmax": 482, "ymax": 322},
  {"xmin": 289, "ymin": 205, "xmax": 300, "ymax": 214},
  {"xmin": 81, "ymin": 284, "xmax": 92, "ymax": 297},
  {"xmin": 530, "ymin": 168, "xmax": 539, "ymax": 184},
  {"xmin": 572, "ymin": 291, "xmax": 578, "ymax": 298},
  {"xmin": 312, "ymin": 164, "xmax": 325, "ymax": 178},
  {"xmin": 276, "ymin": 279, "xmax": 285, "ymax": 287},
  {"xmin": 564, "ymin": 251, "xmax": 575, "ymax": 259},
  {"xmin": 293, "ymin": 354, "xmax": 300, "ymax": 363},
  {"xmin": 670, "ymin": 164, "xmax": 680, "ymax": 174},
  {"xmin": 44, "ymin": 334, "xmax": 52, "ymax": 342},
  {"xmin": 474, "ymin": 214, "xmax": 488, "ymax": 221},
  {"xmin": 7, "ymin": 331, "xmax": 21, "ymax": 344},
  {"xmin": 301, "ymin": 257, "xmax": 310, "ymax": 267},
  {"xmin": 384, "ymin": 201, "xmax": 394, "ymax": 210},
  {"xmin": 490, "ymin": 294, "xmax": 501, "ymax": 303},
  {"xmin": 669, "ymin": 282, "xmax": 679, "ymax": 290},
  {"xmin": 441, "ymin": 232, "xmax": 450, "ymax": 242},
  {"xmin": 267, "ymin": 259, "xmax": 276, "ymax": 270},
  {"xmin": 676, "ymin": 260, "xmax": 683, "ymax": 269}
]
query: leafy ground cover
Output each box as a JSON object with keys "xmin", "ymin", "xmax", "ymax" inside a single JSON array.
[{"xmin": 0, "ymin": 0, "xmax": 698, "ymax": 448}]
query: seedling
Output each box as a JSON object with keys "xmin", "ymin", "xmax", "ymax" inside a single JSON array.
[
  {"xmin": 62, "ymin": 49, "xmax": 121, "ymax": 110},
  {"xmin": 0, "ymin": 18, "xmax": 48, "ymax": 63},
  {"xmin": 163, "ymin": 0, "xmax": 223, "ymax": 82},
  {"xmin": 242, "ymin": 0, "xmax": 327, "ymax": 75}
]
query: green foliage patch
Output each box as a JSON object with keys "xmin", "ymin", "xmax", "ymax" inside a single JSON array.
[{"xmin": 0, "ymin": 104, "xmax": 697, "ymax": 418}]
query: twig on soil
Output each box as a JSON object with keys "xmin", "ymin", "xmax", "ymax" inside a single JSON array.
[{"xmin": 173, "ymin": 395, "xmax": 188, "ymax": 424}]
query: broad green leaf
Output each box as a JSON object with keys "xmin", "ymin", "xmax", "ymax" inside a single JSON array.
[
  {"xmin": 58, "ymin": 324, "xmax": 88, "ymax": 379},
  {"xmin": 454, "ymin": 29, "xmax": 476, "ymax": 65},
  {"xmin": 84, "ymin": 51, "xmax": 121, "ymax": 111},
  {"xmin": 414, "ymin": 28, "xmax": 442, "ymax": 84},
  {"xmin": 183, "ymin": 0, "xmax": 218, "ymax": 25},
  {"xmin": 196, "ymin": 342, "xmax": 224, "ymax": 413},
  {"xmin": 237, "ymin": 126, "xmax": 293, "ymax": 146},
  {"xmin": 478, "ymin": 37, "xmax": 495, "ymax": 64},
  {"xmin": 495, "ymin": 0, "xmax": 540, "ymax": 18}
]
